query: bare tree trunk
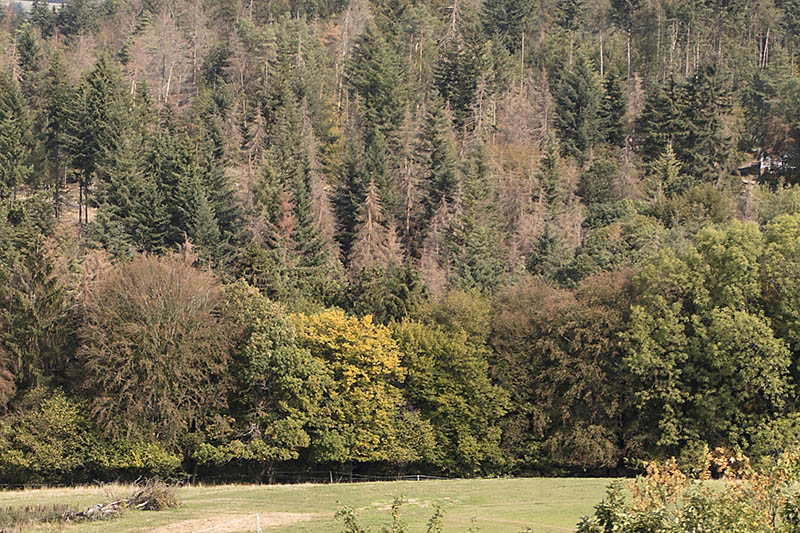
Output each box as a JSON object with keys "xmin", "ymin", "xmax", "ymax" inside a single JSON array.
[
  {"xmin": 627, "ymin": 31, "xmax": 632, "ymax": 80},
  {"xmin": 78, "ymin": 179, "xmax": 83, "ymax": 227},
  {"xmin": 599, "ymin": 34, "xmax": 604, "ymax": 77}
]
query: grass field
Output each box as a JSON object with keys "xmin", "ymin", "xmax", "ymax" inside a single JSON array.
[{"xmin": 0, "ymin": 478, "xmax": 614, "ymax": 532}]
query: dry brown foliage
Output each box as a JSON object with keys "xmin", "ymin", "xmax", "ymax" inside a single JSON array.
[{"xmin": 77, "ymin": 252, "xmax": 232, "ymax": 445}]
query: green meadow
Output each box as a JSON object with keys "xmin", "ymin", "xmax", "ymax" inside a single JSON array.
[{"xmin": 0, "ymin": 478, "xmax": 614, "ymax": 532}]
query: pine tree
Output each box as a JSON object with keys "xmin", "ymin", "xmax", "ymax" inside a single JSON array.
[
  {"xmin": 636, "ymin": 80, "xmax": 683, "ymax": 163},
  {"xmin": 346, "ymin": 21, "xmax": 408, "ymax": 135},
  {"xmin": 194, "ymin": 86, "xmax": 242, "ymax": 246},
  {"xmin": 555, "ymin": 0, "xmax": 585, "ymax": 64},
  {"xmin": 30, "ymin": 0, "xmax": 56, "ymax": 37},
  {"xmin": 190, "ymin": 187, "xmax": 222, "ymax": 254},
  {"xmin": 334, "ymin": 136, "xmax": 369, "ymax": 255},
  {"xmin": 56, "ymin": 0, "xmax": 97, "ymax": 38},
  {"xmin": 553, "ymin": 54, "xmax": 601, "ymax": 164},
  {"xmin": 0, "ymin": 73, "xmax": 33, "ymax": 202},
  {"xmin": 646, "ymin": 143, "xmax": 689, "ymax": 200},
  {"xmin": 65, "ymin": 56, "xmax": 127, "ymax": 226},
  {"xmin": 599, "ymin": 72, "xmax": 626, "ymax": 147},
  {"xmin": 481, "ymin": 0, "xmax": 533, "ymax": 54},
  {"xmin": 610, "ymin": 0, "xmax": 643, "ymax": 78},
  {"xmin": 677, "ymin": 64, "xmax": 735, "ymax": 183},
  {"xmin": 349, "ymin": 179, "xmax": 403, "ymax": 272},
  {"xmin": 434, "ymin": 32, "xmax": 484, "ymax": 131},
  {"xmin": 419, "ymin": 98, "xmax": 461, "ymax": 226},
  {"xmin": 41, "ymin": 54, "xmax": 73, "ymax": 220}
]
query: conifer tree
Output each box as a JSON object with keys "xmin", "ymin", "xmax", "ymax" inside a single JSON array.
[
  {"xmin": 29, "ymin": 0, "xmax": 56, "ymax": 37},
  {"xmin": 481, "ymin": 0, "xmax": 532, "ymax": 54},
  {"xmin": 346, "ymin": 21, "xmax": 408, "ymax": 135},
  {"xmin": 65, "ymin": 56, "xmax": 127, "ymax": 226},
  {"xmin": 334, "ymin": 136, "xmax": 369, "ymax": 256},
  {"xmin": 0, "ymin": 74, "xmax": 33, "ymax": 203},
  {"xmin": 636, "ymin": 81, "xmax": 682, "ymax": 163},
  {"xmin": 419, "ymin": 98, "xmax": 461, "ymax": 226},
  {"xmin": 599, "ymin": 72, "xmax": 626, "ymax": 147},
  {"xmin": 349, "ymin": 179, "xmax": 403, "ymax": 272},
  {"xmin": 193, "ymin": 86, "xmax": 242, "ymax": 246},
  {"xmin": 555, "ymin": 0, "xmax": 585, "ymax": 64},
  {"xmin": 554, "ymin": 54, "xmax": 601, "ymax": 164},
  {"xmin": 677, "ymin": 64, "xmax": 735, "ymax": 182},
  {"xmin": 610, "ymin": 0, "xmax": 643, "ymax": 78},
  {"xmin": 41, "ymin": 54, "xmax": 73, "ymax": 220}
]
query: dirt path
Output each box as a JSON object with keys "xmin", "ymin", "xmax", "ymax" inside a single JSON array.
[{"xmin": 151, "ymin": 512, "xmax": 318, "ymax": 532}]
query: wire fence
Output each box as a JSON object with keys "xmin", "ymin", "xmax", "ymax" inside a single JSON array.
[{"xmin": 0, "ymin": 472, "xmax": 453, "ymax": 491}]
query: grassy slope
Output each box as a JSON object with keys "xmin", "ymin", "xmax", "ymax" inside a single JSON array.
[{"xmin": 0, "ymin": 478, "xmax": 613, "ymax": 532}]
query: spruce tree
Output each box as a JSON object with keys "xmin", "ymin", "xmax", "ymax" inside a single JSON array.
[
  {"xmin": 636, "ymin": 79, "xmax": 683, "ymax": 163},
  {"xmin": 599, "ymin": 72, "xmax": 626, "ymax": 147},
  {"xmin": 677, "ymin": 64, "xmax": 735, "ymax": 182},
  {"xmin": 554, "ymin": 54, "xmax": 601, "ymax": 164},
  {"xmin": 65, "ymin": 56, "xmax": 127, "ymax": 226},
  {"xmin": 349, "ymin": 179, "xmax": 403, "ymax": 272},
  {"xmin": 0, "ymin": 74, "xmax": 33, "ymax": 202},
  {"xmin": 41, "ymin": 54, "xmax": 73, "ymax": 220},
  {"xmin": 419, "ymin": 97, "xmax": 461, "ymax": 226},
  {"xmin": 346, "ymin": 21, "xmax": 408, "ymax": 135},
  {"xmin": 481, "ymin": 0, "xmax": 533, "ymax": 54}
]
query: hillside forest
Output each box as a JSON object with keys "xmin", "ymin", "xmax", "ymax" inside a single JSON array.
[{"xmin": 4, "ymin": 0, "xmax": 800, "ymax": 483}]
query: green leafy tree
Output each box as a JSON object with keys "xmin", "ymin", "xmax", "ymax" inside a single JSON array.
[
  {"xmin": 193, "ymin": 282, "xmax": 330, "ymax": 479},
  {"xmin": 393, "ymin": 320, "xmax": 508, "ymax": 475},
  {"xmin": 621, "ymin": 222, "xmax": 791, "ymax": 455},
  {"xmin": 491, "ymin": 270, "xmax": 634, "ymax": 470}
]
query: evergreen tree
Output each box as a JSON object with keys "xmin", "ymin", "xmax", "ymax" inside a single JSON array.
[
  {"xmin": 481, "ymin": 0, "xmax": 532, "ymax": 54},
  {"xmin": 677, "ymin": 64, "xmax": 735, "ymax": 182},
  {"xmin": 41, "ymin": 54, "xmax": 73, "ymax": 220},
  {"xmin": 334, "ymin": 136, "xmax": 369, "ymax": 256},
  {"xmin": 56, "ymin": 0, "xmax": 97, "ymax": 38},
  {"xmin": 349, "ymin": 179, "xmax": 403, "ymax": 272},
  {"xmin": 554, "ymin": 54, "xmax": 601, "ymax": 163},
  {"xmin": 609, "ymin": 0, "xmax": 643, "ymax": 78},
  {"xmin": 29, "ymin": 0, "xmax": 56, "ymax": 37},
  {"xmin": 65, "ymin": 56, "xmax": 127, "ymax": 226},
  {"xmin": 636, "ymin": 80, "xmax": 683, "ymax": 163},
  {"xmin": 1, "ymin": 237, "xmax": 75, "ymax": 392},
  {"xmin": 193, "ymin": 86, "xmax": 242, "ymax": 247},
  {"xmin": 0, "ymin": 74, "xmax": 33, "ymax": 202},
  {"xmin": 346, "ymin": 21, "xmax": 408, "ymax": 135},
  {"xmin": 555, "ymin": 0, "xmax": 585, "ymax": 63},
  {"xmin": 434, "ymin": 32, "xmax": 484, "ymax": 131},
  {"xmin": 598, "ymin": 72, "xmax": 626, "ymax": 147},
  {"xmin": 419, "ymin": 98, "xmax": 461, "ymax": 226}
]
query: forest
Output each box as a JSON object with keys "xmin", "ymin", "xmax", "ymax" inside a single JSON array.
[{"xmin": 2, "ymin": 0, "xmax": 800, "ymax": 484}]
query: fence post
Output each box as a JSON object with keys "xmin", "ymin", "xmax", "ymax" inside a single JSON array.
[
  {"xmin": 257, "ymin": 513, "xmax": 262, "ymax": 533},
  {"xmin": 329, "ymin": 470, "xmax": 333, "ymax": 484}
]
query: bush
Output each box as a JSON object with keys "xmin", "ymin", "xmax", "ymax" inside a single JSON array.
[{"xmin": 577, "ymin": 448, "xmax": 800, "ymax": 531}]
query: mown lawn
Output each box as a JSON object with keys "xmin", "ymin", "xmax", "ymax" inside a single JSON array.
[{"xmin": 0, "ymin": 477, "xmax": 614, "ymax": 532}]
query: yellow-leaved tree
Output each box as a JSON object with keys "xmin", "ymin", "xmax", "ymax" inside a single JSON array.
[{"xmin": 291, "ymin": 310, "xmax": 422, "ymax": 467}]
